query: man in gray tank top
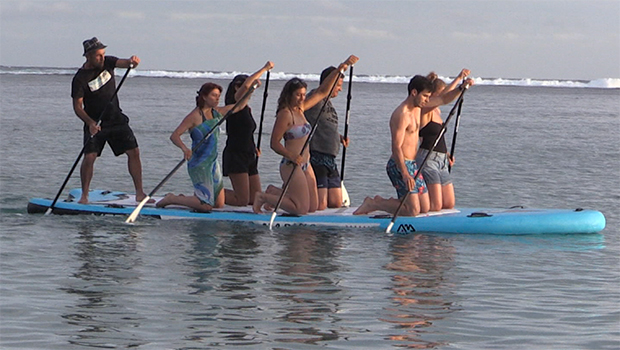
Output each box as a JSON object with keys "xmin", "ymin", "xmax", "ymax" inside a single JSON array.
[{"xmin": 304, "ymin": 66, "xmax": 349, "ymax": 210}]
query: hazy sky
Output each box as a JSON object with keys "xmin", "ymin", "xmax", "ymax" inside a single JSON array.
[{"xmin": 1, "ymin": 0, "xmax": 618, "ymax": 80}]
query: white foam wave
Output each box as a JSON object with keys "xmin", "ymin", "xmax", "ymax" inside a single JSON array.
[{"xmin": 1, "ymin": 66, "xmax": 618, "ymax": 89}]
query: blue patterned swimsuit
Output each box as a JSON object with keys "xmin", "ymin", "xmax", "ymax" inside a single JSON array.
[{"xmin": 188, "ymin": 108, "xmax": 223, "ymax": 206}]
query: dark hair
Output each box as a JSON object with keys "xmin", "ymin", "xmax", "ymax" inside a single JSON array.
[
  {"xmin": 196, "ymin": 82, "xmax": 223, "ymax": 108},
  {"xmin": 225, "ymin": 74, "xmax": 248, "ymax": 105},
  {"xmin": 426, "ymin": 71, "xmax": 446, "ymax": 94},
  {"xmin": 319, "ymin": 66, "xmax": 343, "ymax": 84},
  {"xmin": 407, "ymin": 75, "xmax": 432, "ymax": 95},
  {"xmin": 277, "ymin": 78, "xmax": 307, "ymax": 113}
]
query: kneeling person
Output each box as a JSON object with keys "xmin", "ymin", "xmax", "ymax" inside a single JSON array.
[{"xmin": 305, "ymin": 66, "xmax": 349, "ymax": 210}]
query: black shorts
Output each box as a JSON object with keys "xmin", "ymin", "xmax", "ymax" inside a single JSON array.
[
  {"xmin": 310, "ymin": 151, "xmax": 340, "ymax": 189},
  {"xmin": 222, "ymin": 148, "xmax": 259, "ymax": 176},
  {"xmin": 84, "ymin": 124, "xmax": 138, "ymax": 157}
]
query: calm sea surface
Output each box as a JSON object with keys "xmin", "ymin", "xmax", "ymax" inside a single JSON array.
[{"xmin": 1, "ymin": 73, "xmax": 619, "ymax": 349}]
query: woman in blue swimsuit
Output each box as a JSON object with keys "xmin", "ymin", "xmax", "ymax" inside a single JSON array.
[
  {"xmin": 156, "ymin": 63, "xmax": 268, "ymax": 212},
  {"xmin": 253, "ymin": 55, "xmax": 359, "ymax": 215}
]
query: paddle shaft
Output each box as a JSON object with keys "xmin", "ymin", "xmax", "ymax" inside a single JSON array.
[
  {"xmin": 448, "ymin": 96, "xmax": 464, "ymax": 172},
  {"xmin": 386, "ymin": 87, "xmax": 468, "ymax": 233},
  {"xmin": 256, "ymin": 70, "xmax": 270, "ymax": 153},
  {"xmin": 125, "ymin": 82, "xmax": 259, "ymax": 223},
  {"xmin": 269, "ymin": 70, "xmax": 344, "ymax": 228},
  {"xmin": 340, "ymin": 65, "xmax": 354, "ymax": 181},
  {"xmin": 46, "ymin": 66, "xmax": 132, "ymax": 214}
]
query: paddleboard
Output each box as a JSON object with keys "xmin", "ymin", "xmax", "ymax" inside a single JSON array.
[{"xmin": 27, "ymin": 189, "xmax": 606, "ymax": 235}]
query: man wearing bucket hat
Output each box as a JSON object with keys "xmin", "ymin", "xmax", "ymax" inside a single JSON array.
[{"xmin": 71, "ymin": 37, "xmax": 151, "ymax": 204}]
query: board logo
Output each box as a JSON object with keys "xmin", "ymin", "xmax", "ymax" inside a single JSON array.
[{"xmin": 396, "ymin": 224, "xmax": 416, "ymax": 233}]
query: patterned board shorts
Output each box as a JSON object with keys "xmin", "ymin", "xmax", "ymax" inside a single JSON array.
[{"xmin": 386, "ymin": 158, "xmax": 428, "ymax": 199}]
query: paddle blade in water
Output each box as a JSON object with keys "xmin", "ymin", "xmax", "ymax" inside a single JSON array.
[
  {"xmin": 125, "ymin": 196, "xmax": 150, "ymax": 223},
  {"xmin": 268, "ymin": 211, "xmax": 277, "ymax": 230}
]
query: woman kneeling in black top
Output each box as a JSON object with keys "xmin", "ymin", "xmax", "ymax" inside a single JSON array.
[{"xmin": 222, "ymin": 62, "xmax": 273, "ymax": 206}]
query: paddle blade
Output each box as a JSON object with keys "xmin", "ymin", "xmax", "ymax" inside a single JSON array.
[
  {"xmin": 268, "ymin": 211, "xmax": 277, "ymax": 230},
  {"xmin": 125, "ymin": 196, "xmax": 150, "ymax": 223},
  {"xmin": 44, "ymin": 207, "xmax": 53, "ymax": 216},
  {"xmin": 341, "ymin": 182, "xmax": 350, "ymax": 207},
  {"xmin": 385, "ymin": 221, "xmax": 394, "ymax": 234}
]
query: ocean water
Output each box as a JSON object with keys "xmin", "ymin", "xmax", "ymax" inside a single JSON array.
[{"xmin": 1, "ymin": 69, "xmax": 619, "ymax": 349}]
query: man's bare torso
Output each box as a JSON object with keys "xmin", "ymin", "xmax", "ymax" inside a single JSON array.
[{"xmin": 390, "ymin": 101, "xmax": 420, "ymax": 160}]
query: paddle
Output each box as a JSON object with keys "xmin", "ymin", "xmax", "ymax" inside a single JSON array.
[
  {"xmin": 45, "ymin": 65, "xmax": 133, "ymax": 215},
  {"xmin": 448, "ymin": 95, "xmax": 464, "ymax": 172},
  {"xmin": 255, "ymin": 70, "xmax": 270, "ymax": 160},
  {"xmin": 385, "ymin": 85, "xmax": 469, "ymax": 234},
  {"xmin": 125, "ymin": 81, "xmax": 260, "ymax": 223},
  {"xmin": 340, "ymin": 65, "xmax": 354, "ymax": 207},
  {"xmin": 268, "ymin": 69, "xmax": 345, "ymax": 230}
]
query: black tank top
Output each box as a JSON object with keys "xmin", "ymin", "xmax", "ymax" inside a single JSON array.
[
  {"xmin": 224, "ymin": 106, "xmax": 257, "ymax": 153},
  {"xmin": 419, "ymin": 121, "xmax": 447, "ymax": 153}
]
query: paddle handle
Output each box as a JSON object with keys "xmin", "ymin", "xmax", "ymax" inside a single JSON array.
[
  {"xmin": 340, "ymin": 65, "xmax": 354, "ymax": 182},
  {"xmin": 448, "ymin": 96, "xmax": 464, "ymax": 172},
  {"xmin": 256, "ymin": 70, "xmax": 270, "ymax": 152}
]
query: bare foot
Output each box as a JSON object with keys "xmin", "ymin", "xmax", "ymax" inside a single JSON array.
[
  {"xmin": 156, "ymin": 193, "xmax": 175, "ymax": 208},
  {"xmin": 252, "ymin": 192, "xmax": 266, "ymax": 214},
  {"xmin": 136, "ymin": 192, "xmax": 156, "ymax": 203},
  {"xmin": 353, "ymin": 196, "xmax": 376, "ymax": 215},
  {"xmin": 265, "ymin": 185, "xmax": 280, "ymax": 195},
  {"xmin": 78, "ymin": 196, "xmax": 89, "ymax": 204}
]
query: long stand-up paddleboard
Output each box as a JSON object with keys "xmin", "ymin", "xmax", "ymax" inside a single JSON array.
[{"xmin": 27, "ymin": 189, "xmax": 606, "ymax": 235}]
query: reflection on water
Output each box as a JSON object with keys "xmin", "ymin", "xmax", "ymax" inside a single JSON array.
[
  {"xmin": 39, "ymin": 216, "xmax": 611, "ymax": 349},
  {"xmin": 181, "ymin": 222, "xmax": 265, "ymax": 346},
  {"xmin": 185, "ymin": 228, "xmax": 220, "ymax": 295},
  {"xmin": 270, "ymin": 228, "xmax": 344, "ymax": 345},
  {"xmin": 61, "ymin": 222, "xmax": 146, "ymax": 348},
  {"xmin": 382, "ymin": 234, "xmax": 458, "ymax": 349}
]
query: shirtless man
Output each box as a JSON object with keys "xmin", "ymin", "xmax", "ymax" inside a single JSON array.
[{"xmin": 354, "ymin": 75, "xmax": 468, "ymax": 216}]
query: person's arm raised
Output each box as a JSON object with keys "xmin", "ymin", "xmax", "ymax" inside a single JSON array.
[
  {"xmin": 116, "ymin": 56, "xmax": 140, "ymax": 69},
  {"xmin": 427, "ymin": 77, "xmax": 474, "ymax": 108},
  {"xmin": 442, "ymin": 69, "xmax": 470, "ymax": 94},
  {"xmin": 303, "ymin": 55, "xmax": 359, "ymax": 110},
  {"xmin": 234, "ymin": 61, "xmax": 274, "ymax": 102}
]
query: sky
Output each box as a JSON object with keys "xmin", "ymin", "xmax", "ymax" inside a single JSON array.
[{"xmin": 1, "ymin": 0, "xmax": 618, "ymax": 81}]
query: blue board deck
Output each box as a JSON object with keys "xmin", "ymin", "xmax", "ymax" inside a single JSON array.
[{"xmin": 27, "ymin": 189, "xmax": 606, "ymax": 235}]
